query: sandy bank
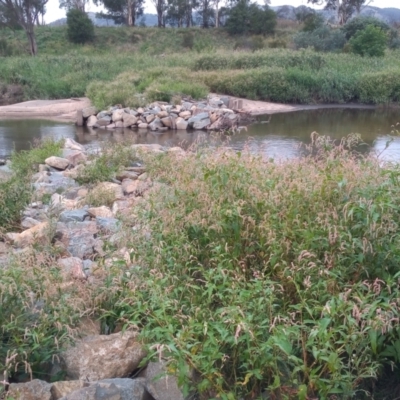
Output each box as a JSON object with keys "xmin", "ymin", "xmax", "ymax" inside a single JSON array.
[{"xmin": 0, "ymin": 98, "xmax": 91, "ymax": 122}]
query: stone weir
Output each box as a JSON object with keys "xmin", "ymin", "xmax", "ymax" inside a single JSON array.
[{"xmin": 76, "ymin": 95, "xmax": 249, "ymax": 132}]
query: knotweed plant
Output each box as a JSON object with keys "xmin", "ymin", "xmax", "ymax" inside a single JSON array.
[{"xmin": 99, "ymin": 135, "xmax": 400, "ymax": 399}]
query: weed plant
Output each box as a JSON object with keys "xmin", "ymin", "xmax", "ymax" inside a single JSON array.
[{"xmin": 97, "ymin": 135, "xmax": 400, "ymax": 399}]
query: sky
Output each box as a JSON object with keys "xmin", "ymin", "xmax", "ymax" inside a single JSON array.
[{"xmin": 44, "ymin": 0, "xmax": 400, "ymax": 24}]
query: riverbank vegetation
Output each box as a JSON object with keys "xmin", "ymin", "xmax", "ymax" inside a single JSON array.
[
  {"xmin": 0, "ymin": 17, "xmax": 399, "ymax": 107},
  {"xmin": 2, "ymin": 135, "xmax": 400, "ymax": 398}
]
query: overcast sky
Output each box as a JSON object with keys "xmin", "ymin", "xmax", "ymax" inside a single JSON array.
[{"xmin": 44, "ymin": 0, "xmax": 399, "ymax": 24}]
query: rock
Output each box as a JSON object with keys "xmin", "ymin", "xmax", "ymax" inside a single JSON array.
[
  {"xmin": 137, "ymin": 107, "xmax": 144, "ymax": 114},
  {"xmin": 55, "ymin": 221, "xmax": 98, "ymax": 259},
  {"xmin": 193, "ymin": 117, "xmax": 210, "ymax": 130},
  {"xmin": 97, "ymin": 111, "xmax": 110, "ymax": 119},
  {"xmin": 88, "ymin": 206, "xmax": 114, "ymax": 218},
  {"xmin": 76, "ymin": 110, "xmax": 84, "ymax": 127},
  {"xmin": 138, "ymin": 173, "xmax": 148, "ymax": 181},
  {"xmin": 96, "ymin": 217, "xmax": 120, "ymax": 233},
  {"xmin": 157, "ymin": 110, "xmax": 169, "ymax": 118},
  {"xmin": 106, "ymin": 123, "xmax": 116, "ymax": 129},
  {"xmin": 58, "ymin": 257, "xmax": 87, "ymax": 279},
  {"xmin": 91, "ymin": 182, "xmax": 124, "ymax": 202},
  {"xmin": 178, "ymin": 111, "xmax": 191, "ymax": 119},
  {"xmin": 59, "ymin": 378, "xmax": 148, "ymax": 400},
  {"xmin": 9, "ymin": 222, "xmax": 49, "ymax": 248},
  {"xmin": 138, "ymin": 123, "xmax": 148, "ymax": 129},
  {"xmin": 95, "ymin": 117, "xmax": 111, "ymax": 127},
  {"xmin": 175, "ymin": 117, "xmax": 188, "ymax": 130},
  {"xmin": 209, "ymin": 97, "xmax": 224, "ymax": 108},
  {"xmin": 149, "ymin": 118, "xmax": 163, "ymax": 131},
  {"xmin": 112, "ymin": 199, "xmax": 136, "ymax": 216},
  {"xmin": 122, "ymin": 114, "xmax": 138, "ymax": 127},
  {"xmin": 21, "ymin": 217, "xmax": 42, "ymax": 229},
  {"xmin": 60, "ymin": 332, "xmax": 146, "ymax": 381},
  {"xmin": 122, "ymin": 179, "xmax": 140, "ymax": 195},
  {"xmin": 45, "ymin": 156, "xmax": 70, "ymax": 170},
  {"xmin": 82, "ymin": 260, "xmax": 95, "ymax": 277},
  {"xmin": 141, "ymin": 362, "xmax": 184, "ymax": 400},
  {"xmin": 59, "ymin": 209, "xmax": 89, "ymax": 223},
  {"xmin": 168, "ymin": 147, "xmax": 186, "ymax": 156},
  {"xmin": 51, "ymin": 381, "xmax": 86, "ymax": 400},
  {"xmin": 64, "ymin": 138, "xmax": 85, "ymax": 152},
  {"xmin": 116, "ymin": 171, "xmax": 138, "ymax": 181},
  {"xmin": 86, "ymin": 115, "xmax": 98, "ymax": 127},
  {"xmin": 161, "ymin": 116, "xmax": 176, "ymax": 129},
  {"xmin": 34, "ymin": 172, "xmax": 78, "ymax": 195},
  {"xmin": 82, "ymin": 106, "xmax": 97, "ymax": 118},
  {"xmin": 62, "ymin": 149, "xmax": 87, "ymax": 166},
  {"xmin": 7, "ymin": 379, "xmax": 52, "ymax": 400},
  {"xmin": 0, "ymin": 158, "xmax": 6, "ymax": 166},
  {"xmin": 115, "ymin": 121, "xmax": 124, "ymax": 128},
  {"xmin": 145, "ymin": 114, "xmax": 155, "ymax": 124},
  {"xmin": 111, "ymin": 110, "xmax": 124, "ymax": 122}
]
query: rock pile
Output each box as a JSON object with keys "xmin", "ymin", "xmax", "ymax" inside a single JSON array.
[
  {"xmin": 1, "ymin": 138, "xmax": 188, "ymax": 399},
  {"xmin": 77, "ymin": 95, "xmax": 246, "ymax": 132}
]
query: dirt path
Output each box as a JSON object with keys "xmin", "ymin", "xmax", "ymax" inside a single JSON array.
[{"xmin": 0, "ymin": 98, "xmax": 91, "ymax": 121}]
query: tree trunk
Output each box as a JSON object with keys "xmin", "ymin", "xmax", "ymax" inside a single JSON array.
[
  {"xmin": 127, "ymin": 0, "xmax": 133, "ymax": 26},
  {"xmin": 25, "ymin": 29, "xmax": 37, "ymax": 56}
]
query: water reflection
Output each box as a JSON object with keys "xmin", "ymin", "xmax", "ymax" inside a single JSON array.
[{"xmin": 0, "ymin": 108, "xmax": 399, "ymax": 161}]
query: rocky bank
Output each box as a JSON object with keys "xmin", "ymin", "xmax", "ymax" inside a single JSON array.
[{"xmin": 0, "ymin": 138, "xmax": 189, "ymax": 400}]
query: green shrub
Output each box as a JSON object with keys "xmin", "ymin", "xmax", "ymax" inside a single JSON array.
[
  {"xmin": 302, "ymin": 13, "xmax": 325, "ymax": 32},
  {"xmin": 293, "ymin": 26, "xmax": 346, "ymax": 52},
  {"xmin": 233, "ymin": 36, "xmax": 265, "ymax": 52},
  {"xmin": 181, "ymin": 31, "xmax": 194, "ymax": 49},
  {"xmin": 342, "ymin": 16, "xmax": 390, "ymax": 40},
  {"xmin": 0, "ymin": 38, "xmax": 13, "ymax": 56},
  {"xmin": 350, "ymin": 25, "xmax": 387, "ymax": 57},
  {"xmin": 66, "ymin": 9, "xmax": 95, "ymax": 44}
]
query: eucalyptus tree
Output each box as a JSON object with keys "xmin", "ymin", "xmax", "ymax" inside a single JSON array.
[
  {"xmin": 94, "ymin": 0, "xmax": 144, "ymax": 26},
  {"xmin": 0, "ymin": 0, "xmax": 48, "ymax": 55}
]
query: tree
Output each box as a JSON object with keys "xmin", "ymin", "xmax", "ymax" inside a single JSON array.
[
  {"xmin": 59, "ymin": 0, "xmax": 87, "ymax": 12},
  {"xmin": 66, "ymin": 8, "xmax": 94, "ymax": 43},
  {"xmin": 94, "ymin": 0, "xmax": 144, "ymax": 26},
  {"xmin": 225, "ymin": 0, "xmax": 276, "ymax": 35},
  {"xmin": 151, "ymin": 0, "xmax": 166, "ymax": 26},
  {"xmin": 307, "ymin": 0, "xmax": 370, "ymax": 25},
  {"xmin": 0, "ymin": 0, "xmax": 48, "ymax": 55},
  {"xmin": 342, "ymin": 15, "xmax": 390, "ymax": 40},
  {"xmin": 349, "ymin": 24, "xmax": 387, "ymax": 56},
  {"xmin": 165, "ymin": 0, "xmax": 196, "ymax": 27}
]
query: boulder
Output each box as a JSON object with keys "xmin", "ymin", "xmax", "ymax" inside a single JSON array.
[
  {"xmin": 145, "ymin": 114, "xmax": 155, "ymax": 124},
  {"xmin": 82, "ymin": 106, "xmax": 97, "ymax": 118},
  {"xmin": 187, "ymin": 112, "xmax": 209, "ymax": 129},
  {"xmin": 157, "ymin": 111, "xmax": 169, "ymax": 118},
  {"xmin": 62, "ymin": 149, "xmax": 87, "ymax": 166},
  {"xmin": 86, "ymin": 115, "xmax": 98, "ymax": 127},
  {"xmin": 76, "ymin": 110, "xmax": 83, "ymax": 127},
  {"xmin": 45, "ymin": 156, "xmax": 70, "ymax": 170},
  {"xmin": 33, "ymin": 172, "xmax": 78, "ymax": 195},
  {"xmin": 193, "ymin": 118, "xmax": 211, "ymax": 130},
  {"xmin": 106, "ymin": 123, "xmax": 116, "ymax": 129},
  {"xmin": 55, "ymin": 221, "xmax": 98, "ymax": 259},
  {"xmin": 60, "ymin": 332, "xmax": 146, "ymax": 381},
  {"xmin": 65, "ymin": 138, "xmax": 85, "ymax": 152},
  {"xmin": 138, "ymin": 123, "xmax": 148, "ymax": 129},
  {"xmin": 95, "ymin": 117, "xmax": 111, "ymax": 127},
  {"xmin": 122, "ymin": 179, "xmax": 140, "ymax": 195},
  {"xmin": 178, "ymin": 111, "xmax": 191, "ymax": 119},
  {"xmin": 112, "ymin": 109, "xmax": 124, "ymax": 122},
  {"xmin": 7, "ymin": 379, "xmax": 52, "ymax": 400},
  {"xmin": 58, "ymin": 257, "xmax": 87, "ymax": 279},
  {"xmin": 59, "ymin": 378, "xmax": 148, "ymax": 400},
  {"xmin": 59, "ymin": 209, "xmax": 89, "ymax": 223},
  {"xmin": 161, "ymin": 116, "xmax": 176, "ymax": 129},
  {"xmin": 21, "ymin": 217, "xmax": 42, "ymax": 229},
  {"xmin": 8, "ymin": 222, "xmax": 49, "ymax": 248},
  {"xmin": 0, "ymin": 241, "xmax": 10, "ymax": 254},
  {"xmin": 141, "ymin": 362, "xmax": 184, "ymax": 400},
  {"xmin": 149, "ymin": 118, "xmax": 163, "ymax": 131},
  {"xmin": 175, "ymin": 117, "xmax": 188, "ymax": 130},
  {"xmin": 116, "ymin": 171, "xmax": 139, "ymax": 181},
  {"xmin": 88, "ymin": 206, "xmax": 114, "ymax": 218},
  {"xmin": 51, "ymin": 381, "xmax": 86, "ymax": 400},
  {"xmin": 122, "ymin": 114, "xmax": 138, "ymax": 128},
  {"xmin": 115, "ymin": 121, "xmax": 124, "ymax": 128}
]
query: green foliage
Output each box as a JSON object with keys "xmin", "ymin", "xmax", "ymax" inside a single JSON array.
[
  {"xmin": 350, "ymin": 25, "xmax": 387, "ymax": 57},
  {"xmin": 0, "ymin": 37, "xmax": 13, "ymax": 56},
  {"xmin": 181, "ymin": 31, "xmax": 194, "ymax": 49},
  {"xmin": 233, "ymin": 35, "xmax": 265, "ymax": 52},
  {"xmin": 293, "ymin": 26, "xmax": 346, "ymax": 52},
  {"xmin": 97, "ymin": 140, "xmax": 400, "ymax": 398},
  {"xmin": 76, "ymin": 143, "xmax": 137, "ymax": 184},
  {"xmin": 66, "ymin": 9, "xmax": 95, "ymax": 44},
  {"xmin": 225, "ymin": 1, "xmax": 276, "ymax": 36},
  {"xmin": 342, "ymin": 16, "xmax": 390, "ymax": 40},
  {"xmin": 302, "ymin": 13, "xmax": 325, "ymax": 32},
  {"xmin": 0, "ymin": 140, "xmax": 62, "ymax": 231}
]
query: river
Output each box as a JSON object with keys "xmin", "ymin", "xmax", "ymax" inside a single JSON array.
[{"xmin": 1, "ymin": 108, "xmax": 399, "ymax": 162}]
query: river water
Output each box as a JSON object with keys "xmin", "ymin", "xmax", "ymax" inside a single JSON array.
[{"xmin": 1, "ymin": 108, "xmax": 399, "ymax": 161}]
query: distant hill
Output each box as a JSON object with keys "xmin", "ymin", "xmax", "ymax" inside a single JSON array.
[
  {"xmin": 48, "ymin": 6, "xmax": 400, "ymax": 27},
  {"xmin": 271, "ymin": 5, "xmax": 400, "ymax": 24},
  {"xmin": 48, "ymin": 12, "xmax": 158, "ymax": 27}
]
